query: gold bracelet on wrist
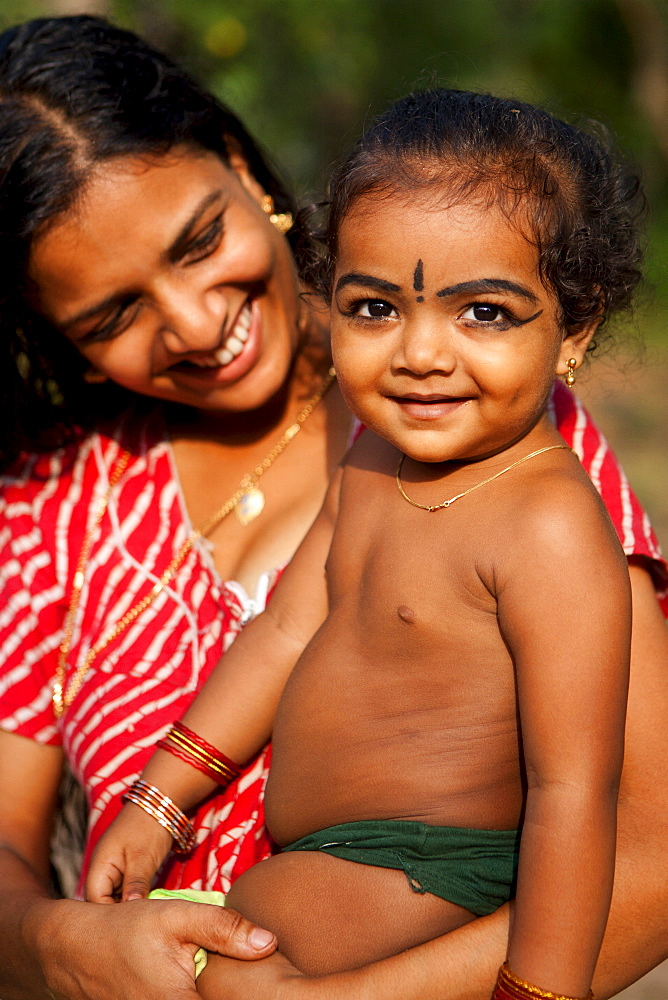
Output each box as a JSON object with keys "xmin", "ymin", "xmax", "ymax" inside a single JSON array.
[{"xmin": 493, "ymin": 963, "xmax": 594, "ymax": 1000}]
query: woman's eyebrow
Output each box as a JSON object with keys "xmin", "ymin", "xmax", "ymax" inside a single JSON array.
[
  {"xmin": 335, "ymin": 272, "xmax": 401, "ymax": 294},
  {"xmin": 59, "ymin": 191, "xmax": 226, "ymax": 330},
  {"xmin": 436, "ymin": 278, "xmax": 538, "ymax": 303},
  {"xmin": 60, "ymin": 291, "xmax": 127, "ymax": 331},
  {"xmin": 166, "ymin": 190, "xmax": 225, "ymax": 262}
]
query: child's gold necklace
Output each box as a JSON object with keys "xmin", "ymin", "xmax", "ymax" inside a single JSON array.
[
  {"xmin": 396, "ymin": 445, "xmax": 572, "ymax": 512},
  {"xmin": 52, "ymin": 367, "xmax": 336, "ymax": 718}
]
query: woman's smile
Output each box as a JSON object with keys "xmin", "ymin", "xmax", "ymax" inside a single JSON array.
[
  {"xmin": 166, "ymin": 298, "xmax": 262, "ymax": 385},
  {"xmin": 28, "ymin": 147, "xmax": 304, "ymax": 414}
]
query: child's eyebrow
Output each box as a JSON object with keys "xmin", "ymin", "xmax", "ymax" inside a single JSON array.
[
  {"xmin": 335, "ymin": 273, "xmax": 401, "ymax": 295},
  {"xmin": 436, "ymin": 278, "xmax": 538, "ymax": 303}
]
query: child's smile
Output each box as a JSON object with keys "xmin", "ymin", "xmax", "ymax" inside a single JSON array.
[{"xmin": 331, "ymin": 190, "xmax": 589, "ymax": 466}]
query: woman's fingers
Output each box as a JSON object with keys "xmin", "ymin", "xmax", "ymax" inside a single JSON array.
[
  {"xmin": 177, "ymin": 902, "xmax": 277, "ymax": 960},
  {"xmin": 31, "ymin": 897, "xmax": 277, "ymax": 1000}
]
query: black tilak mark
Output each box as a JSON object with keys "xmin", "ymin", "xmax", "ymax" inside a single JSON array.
[
  {"xmin": 413, "ymin": 259, "xmax": 424, "ymax": 292},
  {"xmin": 416, "ymin": 295, "xmax": 424, "ymax": 302}
]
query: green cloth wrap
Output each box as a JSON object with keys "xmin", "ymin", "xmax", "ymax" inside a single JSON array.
[
  {"xmin": 148, "ymin": 887, "xmax": 227, "ymax": 978},
  {"xmin": 282, "ymin": 819, "xmax": 520, "ymax": 915}
]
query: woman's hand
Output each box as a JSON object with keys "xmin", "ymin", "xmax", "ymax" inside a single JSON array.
[
  {"xmin": 27, "ymin": 896, "xmax": 277, "ymax": 1000},
  {"xmin": 85, "ymin": 802, "xmax": 175, "ymax": 902}
]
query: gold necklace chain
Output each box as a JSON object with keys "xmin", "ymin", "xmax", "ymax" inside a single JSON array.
[
  {"xmin": 53, "ymin": 367, "xmax": 337, "ymax": 718},
  {"xmin": 396, "ymin": 445, "xmax": 572, "ymax": 512}
]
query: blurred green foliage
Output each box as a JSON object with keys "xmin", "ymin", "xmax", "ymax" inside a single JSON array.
[
  {"xmin": 3, "ymin": 0, "xmax": 668, "ymax": 338},
  {"xmin": 1, "ymin": 0, "xmax": 665, "ymax": 537}
]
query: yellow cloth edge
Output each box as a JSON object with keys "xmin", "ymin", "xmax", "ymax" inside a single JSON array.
[{"xmin": 148, "ymin": 887, "xmax": 228, "ymax": 979}]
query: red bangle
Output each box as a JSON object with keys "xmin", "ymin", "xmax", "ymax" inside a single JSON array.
[
  {"xmin": 493, "ymin": 964, "xmax": 594, "ymax": 1000},
  {"xmin": 157, "ymin": 721, "xmax": 243, "ymax": 787},
  {"xmin": 122, "ymin": 779, "xmax": 197, "ymax": 853}
]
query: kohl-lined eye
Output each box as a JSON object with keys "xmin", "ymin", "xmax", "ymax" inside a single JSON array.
[
  {"xmin": 80, "ymin": 299, "xmax": 141, "ymax": 343},
  {"xmin": 462, "ymin": 303, "xmax": 504, "ymax": 323},
  {"xmin": 185, "ymin": 215, "xmax": 224, "ymax": 263},
  {"xmin": 355, "ymin": 299, "xmax": 397, "ymax": 319}
]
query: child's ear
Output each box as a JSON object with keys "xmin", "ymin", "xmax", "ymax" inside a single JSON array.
[{"xmin": 555, "ymin": 315, "xmax": 601, "ymax": 380}]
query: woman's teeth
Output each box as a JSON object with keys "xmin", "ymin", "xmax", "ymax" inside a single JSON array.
[{"xmin": 187, "ymin": 304, "xmax": 252, "ymax": 368}]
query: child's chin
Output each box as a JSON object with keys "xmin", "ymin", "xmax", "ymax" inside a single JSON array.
[{"xmin": 398, "ymin": 441, "xmax": 458, "ymax": 465}]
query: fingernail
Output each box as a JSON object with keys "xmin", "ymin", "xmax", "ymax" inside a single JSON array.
[
  {"xmin": 126, "ymin": 893, "xmax": 144, "ymax": 901},
  {"xmin": 249, "ymin": 928, "xmax": 275, "ymax": 950}
]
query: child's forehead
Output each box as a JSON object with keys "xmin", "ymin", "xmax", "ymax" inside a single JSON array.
[
  {"xmin": 341, "ymin": 182, "xmax": 531, "ymax": 231},
  {"xmin": 336, "ymin": 190, "xmax": 540, "ymax": 273}
]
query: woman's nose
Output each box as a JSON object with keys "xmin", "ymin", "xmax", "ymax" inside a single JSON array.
[
  {"xmin": 159, "ymin": 286, "xmax": 228, "ymax": 355},
  {"xmin": 393, "ymin": 318, "xmax": 457, "ymax": 375}
]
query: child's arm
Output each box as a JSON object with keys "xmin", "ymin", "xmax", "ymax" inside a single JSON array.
[
  {"xmin": 86, "ymin": 466, "xmax": 343, "ymax": 904},
  {"xmin": 496, "ymin": 479, "xmax": 631, "ymax": 997}
]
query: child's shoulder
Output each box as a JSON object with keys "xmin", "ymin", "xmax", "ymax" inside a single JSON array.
[
  {"xmin": 514, "ymin": 452, "xmax": 616, "ymax": 535},
  {"xmin": 494, "ymin": 452, "xmax": 628, "ymax": 586}
]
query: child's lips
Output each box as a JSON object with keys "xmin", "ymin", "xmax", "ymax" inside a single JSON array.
[{"xmin": 391, "ymin": 394, "xmax": 473, "ymax": 420}]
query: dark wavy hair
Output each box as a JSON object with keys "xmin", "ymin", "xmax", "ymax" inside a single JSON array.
[
  {"xmin": 0, "ymin": 15, "xmax": 298, "ymax": 469},
  {"xmin": 315, "ymin": 89, "xmax": 644, "ymax": 336}
]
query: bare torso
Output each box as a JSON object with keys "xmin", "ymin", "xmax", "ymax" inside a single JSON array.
[{"xmin": 226, "ymin": 424, "xmax": 616, "ymax": 973}]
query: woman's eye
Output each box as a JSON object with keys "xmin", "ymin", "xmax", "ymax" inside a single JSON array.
[
  {"xmin": 81, "ymin": 300, "xmax": 140, "ymax": 343},
  {"xmin": 462, "ymin": 303, "xmax": 504, "ymax": 323},
  {"xmin": 356, "ymin": 300, "xmax": 397, "ymax": 319},
  {"xmin": 185, "ymin": 217, "xmax": 223, "ymax": 263}
]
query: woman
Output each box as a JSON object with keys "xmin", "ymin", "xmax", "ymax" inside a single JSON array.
[{"xmin": 0, "ymin": 15, "xmax": 666, "ymax": 1000}]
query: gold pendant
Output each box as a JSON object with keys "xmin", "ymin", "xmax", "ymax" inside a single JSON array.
[{"xmin": 235, "ymin": 488, "xmax": 265, "ymax": 526}]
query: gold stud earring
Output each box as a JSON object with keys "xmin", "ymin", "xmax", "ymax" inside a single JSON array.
[
  {"xmin": 83, "ymin": 368, "xmax": 109, "ymax": 384},
  {"xmin": 565, "ymin": 358, "xmax": 577, "ymax": 388},
  {"xmin": 260, "ymin": 194, "xmax": 293, "ymax": 234}
]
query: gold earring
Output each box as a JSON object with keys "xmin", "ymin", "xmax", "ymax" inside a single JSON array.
[
  {"xmin": 565, "ymin": 358, "xmax": 577, "ymax": 388},
  {"xmin": 260, "ymin": 194, "xmax": 293, "ymax": 234},
  {"xmin": 83, "ymin": 368, "xmax": 109, "ymax": 384}
]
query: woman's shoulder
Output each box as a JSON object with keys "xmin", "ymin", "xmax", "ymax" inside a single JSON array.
[
  {"xmin": 550, "ymin": 380, "xmax": 667, "ymax": 611},
  {"xmin": 1, "ymin": 408, "xmax": 167, "ymax": 510}
]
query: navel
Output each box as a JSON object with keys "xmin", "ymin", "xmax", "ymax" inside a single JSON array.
[{"xmin": 397, "ymin": 604, "xmax": 417, "ymax": 624}]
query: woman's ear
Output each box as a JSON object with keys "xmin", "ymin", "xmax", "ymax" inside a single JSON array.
[
  {"xmin": 226, "ymin": 145, "xmax": 266, "ymax": 206},
  {"xmin": 555, "ymin": 315, "xmax": 601, "ymax": 380}
]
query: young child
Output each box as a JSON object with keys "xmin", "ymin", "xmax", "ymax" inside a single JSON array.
[{"xmin": 88, "ymin": 90, "xmax": 639, "ymax": 999}]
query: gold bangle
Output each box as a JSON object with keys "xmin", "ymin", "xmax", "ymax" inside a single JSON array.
[
  {"xmin": 122, "ymin": 780, "xmax": 197, "ymax": 853},
  {"xmin": 495, "ymin": 963, "xmax": 594, "ymax": 1000}
]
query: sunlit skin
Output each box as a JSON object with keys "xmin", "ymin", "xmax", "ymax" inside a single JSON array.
[
  {"xmin": 89, "ymin": 188, "xmax": 631, "ymax": 995},
  {"xmin": 331, "ymin": 191, "xmax": 587, "ymax": 474},
  {"xmin": 25, "ymin": 147, "xmax": 351, "ymax": 592},
  {"xmin": 28, "ymin": 148, "xmax": 306, "ymax": 417}
]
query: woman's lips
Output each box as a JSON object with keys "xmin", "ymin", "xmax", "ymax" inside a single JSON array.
[
  {"xmin": 168, "ymin": 299, "xmax": 262, "ymax": 385},
  {"xmin": 391, "ymin": 395, "xmax": 472, "ymax": 420}
]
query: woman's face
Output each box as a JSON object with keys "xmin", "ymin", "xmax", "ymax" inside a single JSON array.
[{"xmin": 28, "ymin": 147, "xmax": 304, "ymax": 414}]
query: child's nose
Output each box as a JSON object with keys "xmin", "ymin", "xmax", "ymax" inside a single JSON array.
[{"xmin": 394, "ymin": 319, "xmax": 457, "ymax": 375}]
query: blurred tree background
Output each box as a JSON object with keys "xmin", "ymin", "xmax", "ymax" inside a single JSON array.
[{"xmin": 1, "ymin": 0, "xmax": 666, "ymax": 543}]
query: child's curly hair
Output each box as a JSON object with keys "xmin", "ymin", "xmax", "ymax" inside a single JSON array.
[{"xmin": 310, "ymin": 89, "xmax": 644, "ymax": 338}]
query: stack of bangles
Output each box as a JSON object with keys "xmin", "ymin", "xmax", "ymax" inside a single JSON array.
[
  {"xmin": 122, "ymin": 722, "xmax": 244, "ymax": 854},
  {"xmin": 122, "ymin": 780, "xmax": 197, "ymax": 854},
  {"xmin": 158, "ymin": 720, "xmax": 244, "ymax": 785},
  {"xmin": 494, "ymin": 964, "xmax": 594, "ymax": 1000}
]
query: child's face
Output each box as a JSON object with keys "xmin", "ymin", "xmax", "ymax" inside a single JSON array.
[{"xmin": 331, "ymin": 189, "xmax": 585, "ymax": 464}]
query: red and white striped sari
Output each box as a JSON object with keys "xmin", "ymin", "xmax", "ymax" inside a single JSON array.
[{"xmin": 1, "ymin": 384, "xmax": 665, "ymax": 897}]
